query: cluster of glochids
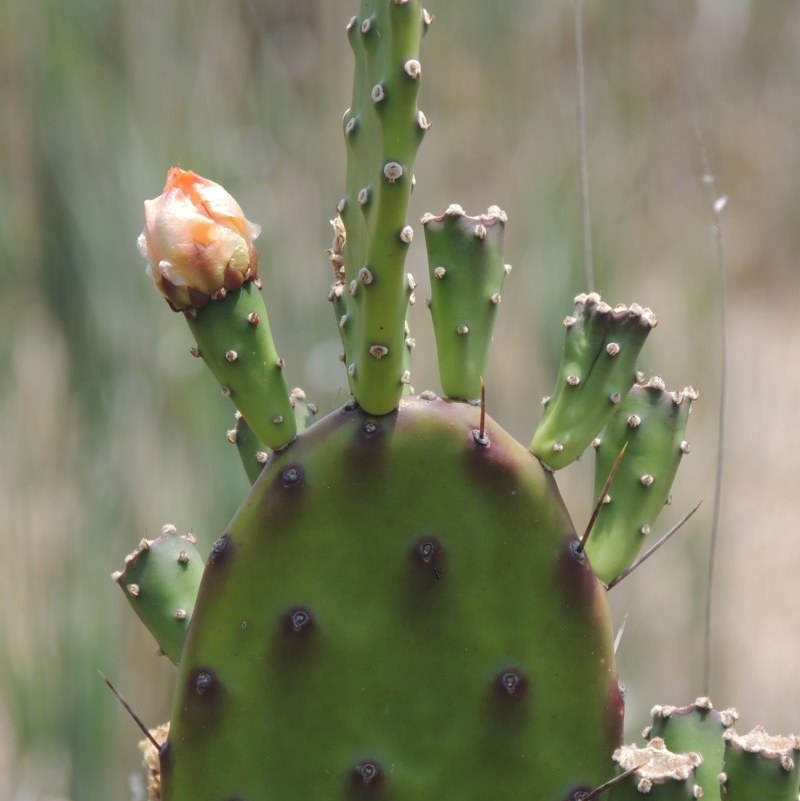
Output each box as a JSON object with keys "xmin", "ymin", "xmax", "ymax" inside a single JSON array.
[
  {"xmin": 611, "ymin": 699, "xmax": 800, "ymax": 800},
  {"xmin": 116, "ymin": 2, "xmax": 797, "ymax": 801}
]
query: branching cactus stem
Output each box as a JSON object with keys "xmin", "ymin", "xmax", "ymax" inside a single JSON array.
[
  {"xmin": 331, "ymin": 0, "xmax": 432, "ymax": 415},
  {"xmin": 531, "ymin": 293, "xmax": 657, "ymax": 470},
  {"xmin": 586, "ymin": 378, "xmax": 697, "ymax": 585},
  {"xmin": 113, "ymin": 4, "xmax": 800, "ymax": 801},
  {"xmin": 138, "ymin": 167, "xmax": 297, "ymax": 450},
  {"xmin": 184, "ymin": 282, "xmax": 297, "ymax": 449},
  {"xmin": 423, "ymin": 204, "xmax": 509, "ymax": 401},
  {"xmin": 229, "ymin": 387, "xmax": 318, "ymax": 484}
]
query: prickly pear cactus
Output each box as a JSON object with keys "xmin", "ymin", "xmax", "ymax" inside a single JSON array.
[{"xmin": 114, "ymin": 2, "xmax": 798, "ymax": 801}]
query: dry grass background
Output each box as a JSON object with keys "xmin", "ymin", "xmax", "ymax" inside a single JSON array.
[{"xmin": 1, "ymin": 1, "xmax": 799, "ymax": 798}]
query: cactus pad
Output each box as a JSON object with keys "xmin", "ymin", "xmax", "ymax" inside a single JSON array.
[
  {"xmin": 161, "ymin": 396, "xmax": 623, "ymax": 801},
  {"xmin": 113, "ymin": 525, "xmax": 205, "ymax": 664}
]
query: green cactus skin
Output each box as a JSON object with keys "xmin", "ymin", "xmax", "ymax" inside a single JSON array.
[
  {"xmin": 230, "ymin": 388, "xmax": 319, "ymax": 485},
  {"xmin": 160, "ymin": 395, "xmax": 623, "ymax": 801},
  {"xmin": 422, "ymin": 205, "xmax": 509, "ymax": 401},
  {"xmin": 531, "ymin": 293, "xmax": 657, "ymax": 471},
  {"xmin": 585, "ymin": 378, "xmax": 697, "ymax": 585},
  {"xmin": 719, "ymin": 727, "xmax": 800, "ymax": 801},
  {"xmin": 112, "ymin": 525, "xmax": 205, "ymax": 664},
  {"xmin": 228, "ymin": 413, "xmax": 268, "ymax": 485},
  {"xmin": 288, "ymin": 386, "xmax": 320, "ymax": 433},
  {"xmin": 610, "ymin": 738, "xmax": 703, "ymax": 800},
  {"xmin": 645, "ymin": 698, "xmax": 739, "ymax": 799},
  {"xmin": 186, "ymin": 281, "xmax": 297, "ymax": 451},
  {"xmin": 330, "ymin": 0, "xmax": 432, "ymax": 416}
]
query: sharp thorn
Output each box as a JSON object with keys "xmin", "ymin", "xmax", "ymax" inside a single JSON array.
[
  {"xmin": 582, "ymin": 762, "xmax": 650, "ymax": 800},
  {"xmin": 479, "ymin": 376, "xmax": 486, "ymax": 440},
  {"xmin": 613, "ymin": 611, "xmax": 629, "ymax": 655},
  {"xmin": 98, "ymin": 669, "xmax": 162, "ymax": 751},
  {"xmin": 607, "ymin": 500, "xmax": 703, "ymax": 590},
  {"xmin": 578, "ymin": 441, "xmax": 628, "ymax": 553}
]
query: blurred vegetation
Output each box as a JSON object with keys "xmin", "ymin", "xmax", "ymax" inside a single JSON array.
[{"xmin": 1, "ymin": 1, "xmax": 798, "ymax": 798}]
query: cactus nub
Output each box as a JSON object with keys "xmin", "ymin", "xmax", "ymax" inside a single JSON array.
[
  {"xmin": 720, "ymin": 727, "xmax": 800, "ymax": 800},
  {"xmin": 231, "ymin": 387, "xmax": 319, "ymax": 484},
  {"xmin": 531, "ymin": 293, "xmax": 656, "ymax": 471},
  {"xmin": 423, "ymin": 205, "xmax": 509, "ymax": 401},
  {"xmin": 585, "ymin": 378, "xmax": 697, "ymax": 585},
  {"xmin": 112, "ymin": 525, "xmax": 204, "ymax": 664},
  {"xmin": 610, "ymin": 738, "xmax": 703, "ymax": 799},
  {"xmin": 645, "ymin": 698, "xmax": 738, "ymax": 798}
]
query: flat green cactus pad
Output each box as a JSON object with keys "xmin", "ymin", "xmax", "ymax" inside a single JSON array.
[{"xmin": 161, "ymin": 395, "xmax": 623, "ymax": 801}]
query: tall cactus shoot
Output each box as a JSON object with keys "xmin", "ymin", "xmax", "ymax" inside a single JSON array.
[{"xmin": 116, "ymin": 2, "xmax": 799, "ymax": 800}]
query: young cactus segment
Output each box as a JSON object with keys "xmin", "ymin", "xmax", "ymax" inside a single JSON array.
[
  {"xmin": 288, "ymin": 386, "xmax": 320, "ymax": 433},
  {"xmin": 720, "ymin": 727, "xmax": 800, "ymax": 800},
  {"xmin": 229, "ymin": 414, "xmax": 269, "ymax": 485},
  {"xmin": 531, "ymin": 293, "xmax": 657, "ymax": 470},
  {"xmin": 112, "ymin": 525, "xmax": 205, "ymax": 664},
  {"xmin": 610, "ymin": 738, "xmax": 703, "ymax": 800},
  {"xmin": 138, "ymin": 167, "xmax": 297, "ymax": 450},
  {"xmin": 422, "ymin": 205, "xmax": 509, "ymax": 401},
  {"xmin": 646, "ymin": 698, "xmax": 739, "ymax": 798},
  {"xmin": 186, "ymin": 282, "xmax": 297, "ymax": 450},
  {"xmin": 332, "ymin": 0, "xmax": 432, "ymax": 415},
  {"xmin": 585, "ymin": 378, "xmax": 697, "ymax": 585},
  {"xmin": 229, "ymin": 388, "xmax": 319, "ymax": 484}
]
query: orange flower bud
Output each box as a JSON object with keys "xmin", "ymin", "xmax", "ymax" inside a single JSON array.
[{"xmin": 137, "ymin": 167, "xmax": 261, "ymax": 311}]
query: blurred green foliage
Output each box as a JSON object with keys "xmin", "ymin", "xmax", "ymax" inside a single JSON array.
[{"xmin": 1, "ymin": 1, "xmax": 798, "ymax": 798}]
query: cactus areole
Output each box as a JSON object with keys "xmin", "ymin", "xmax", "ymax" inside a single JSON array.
[{"xmin": 120, "ymin": 2, "xmax": 719, "ymax": 800}]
